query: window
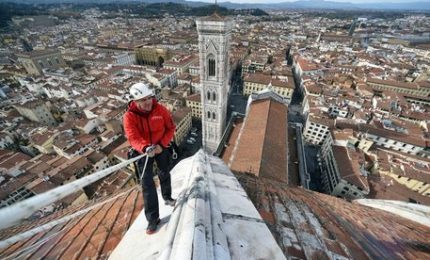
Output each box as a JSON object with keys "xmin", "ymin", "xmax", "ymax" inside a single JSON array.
[
  {"xmin": 207, "ymin": 91, "xmax": 210, "ymax": 101},
  {"xmin": 207, "ymin": 111, "xmax": 211, "ymax": 119},
  {"xmin": 212, "ymin": 92, "xmax": 216, "ymax": 101},
  {"xmin": 208, "ymin": 58, "xmax": 215, "ymax": 76},
  {"xmin": 212, "ymin": 112, "xmax": 216, "ymax": 120}
]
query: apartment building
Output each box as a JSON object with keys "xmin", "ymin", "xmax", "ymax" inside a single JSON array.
[
  {"xmin": 303, "ymin": 114, "xmax": 333, "ymax": 145},
  {"xmin": 243, "ymin": 72, "xmax": 294, "ymax": 101},
  {"xmin": 359, "ymin": 119, "xmax": 429, "ymax": 158},
  {"xmin": 14, "ymin": 100, "xmax": 57, "ymax": 126},
  {"xmin": 135, "ymin": 46, "xmax": 171, "ymax": 66},
  {"xmin": 185, "ymin": 93, "xmax": 202, "ymax": 118},
  {"xmin": 368, "ymin": 78, "xmax": 430, "ymax": 98},
  {"xmin": 16, "ymin": 49, "xmax": 66, "ymax": 76},
  {"xmin": 163, "ymin": 54, "xmax": 197, "ymax": 75},
  {"xmin": 319, "ymin": 130, "xmax": 370, "ymax": 200},
  {"xmin": 172, "ymin": 107, "xmax": 192, "ymax": 145}
]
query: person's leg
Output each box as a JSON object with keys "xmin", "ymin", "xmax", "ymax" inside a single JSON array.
[
  {"xmin": 138, "ymin": 157, "xmax": 159, "ymax": 223},
  {"xmin": 155, "ymin": 149, "xmax": 172, "ymax": 201}
]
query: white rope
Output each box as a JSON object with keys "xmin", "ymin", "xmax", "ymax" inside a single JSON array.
[
  {"xmin": 0, "ymin": 153, "xmax": 147, "ymax": 231},
  {"xmin": 0, "ymin": 154, "xmax": 153, "ymax": 253},
  {"xmin": 139, "ymin": 155, "xmax": 150, "ymax": 185},
  {"xmin": 0, "ymin": 189, "xmax": 135, "ymax": 251},
  {"xmin": 1, "ymin": 229, "xmax": 63, "ymax": 260}
]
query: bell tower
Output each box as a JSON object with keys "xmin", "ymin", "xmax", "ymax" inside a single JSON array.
[{"xmin": 196, "ymin": 13, "xmax": 233, "ymax": 154}]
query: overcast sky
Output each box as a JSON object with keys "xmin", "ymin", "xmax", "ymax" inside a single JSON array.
[{"xmin": 192, "ymin": 0, "xmax": 430, "ymax": 3}]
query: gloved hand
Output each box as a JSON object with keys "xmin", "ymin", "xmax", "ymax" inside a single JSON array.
[
  {"xmin": 154, "ymin": 144, "xmax": 163, "ymax": 155},
  {"xmin": 145, "ymin": 145, "xmax": 156, "ymax": 158}
]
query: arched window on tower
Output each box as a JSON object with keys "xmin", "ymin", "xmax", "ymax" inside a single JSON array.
[
  {"xmin": 212, "ymin": 112, "xmax": 216, "ymax": 120},
  {"xmin": 208, "ymin": 57, "xmax": 216, "ymax": 77},
  {"xmin": 207, "ymin": 111, "xmax": 211, "ymax": 119},
  {"xmin": 207, "ymin": 91, "xmax": 211, "ymax": 101},
  {"xmin": 212, "ymin": 92, "xmax": 216, "ymax": 101}
]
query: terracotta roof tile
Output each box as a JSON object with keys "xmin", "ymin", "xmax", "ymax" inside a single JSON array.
[
  {"xmin": 185, "ymin": 93, "xmax": 201, "ymax": 102},
  {"xmin": 237, "ymin": 175, "xmax": 430, "ymax": 259},
  {"xmin": 172, "ymin": 107, "xmax": 192, "ymax": 125},
  {"xmin": 367, "ymin": 175, "xmax": 430, "ymax": 205},
  {"xmin": 227, "ymin": 98, "xmax": 288, "ymax": 183},
  {"xmin": 332, "ymin": 145, "xmax": 369, "ymax": 191},
  {"xmin": 0, "ymin": 187, "xmax": 143, "ymax": 259},
  {"xmin": 221, "ymin": 118, "xmax": 244, "ymax": 163},
  {"xmin": 244, "ymin": 72, "xmax": 295, "ymax": 89}
]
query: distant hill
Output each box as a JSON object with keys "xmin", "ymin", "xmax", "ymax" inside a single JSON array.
[
  {"xmin": 218, "ymin": 0, "xmax": 430, "ymax": 11},
  {"xmin": 4, "ymin": 0, "xmax": 430, "ymax": 11},
  {"xmin": 0, "ymin": 1, "xmax": 267, "ymax": 28}
]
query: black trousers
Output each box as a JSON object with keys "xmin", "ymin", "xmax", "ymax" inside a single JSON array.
[{"xmin": 137, "ymin": 149, "xmax": 172, "ymax": 223}]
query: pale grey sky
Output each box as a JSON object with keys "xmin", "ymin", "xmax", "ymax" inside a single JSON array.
[{"xmin": 192, "ymin": 0, "xmax": 429, "ymax": 3}]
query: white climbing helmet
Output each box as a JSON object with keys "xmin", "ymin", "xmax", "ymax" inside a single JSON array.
[{"xmin": 129, "ymin": 82, "xmax": 154, "ymax": 101}]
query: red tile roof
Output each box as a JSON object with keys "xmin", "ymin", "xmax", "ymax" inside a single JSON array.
[
  {"xmin": 226, "ymin": 98, "xmax": 288, "ymax": 183},
  {"xmin": 0, "ymin": 152, "xmax": 32, "ymax": 171},
  {"xmin": 244, "ymin": 72, "xmax": 295, "ymax": 89},
  {"xmin": 238, "ymin": 176, "xmax": 430, "ymax": 259},
  {"xmin": 368, "ymin": 175, "xmax": 430, "ymax": 206},
  {"xmin": 221, "ymin": 117, "xmax": 244, "ymax": 163},
  {"xmin": 332, "ymin": 145, "xmax": 369, "ymax": 191},
  {"xmin": 185, "ymin": 93, "xmax": 201, "ymax": 103},
  {"xmin": 172, "ymin": 107, "xmax": 192, "ymax": 125},
  {"xmin": 368, "ymin": 78, "xmax": 422, "ymax": 90},
  {"xmin": 0, "ymin": 186, "xmax": 143, "ymax": 259}
]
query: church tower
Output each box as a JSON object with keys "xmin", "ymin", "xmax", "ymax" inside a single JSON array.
[{"xmin": 196, "ymin": 13, "xmax": 233, "ymax": 154}]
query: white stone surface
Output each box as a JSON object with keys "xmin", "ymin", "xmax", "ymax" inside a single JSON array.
[
  {"xmin": 197, "ymin": 16, "xmax": 233, "ymax": 153},
  {"xmin": 355, "ymin": 199, "xmax": 430, "ymax": 227},
  {"xmin": 223, "ymin": 218, "xmax": 285, "ymax": 260},
  {"xmin": 110, "ymin": 150, "xmax": 285, "ymax": 259}
]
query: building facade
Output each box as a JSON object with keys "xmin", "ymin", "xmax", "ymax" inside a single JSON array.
[
  {"xmin": 196, "ymin": 14, "xmax": 233, "ymax": 153},
  {"xmin": 368, "ymin": 78, "xmax": 430, "ymax": 98},
  {"xmin": 163, "ymin": 55, "xmax": 197, "ymax": 75},
  {"xmin": 16, "ymin": 50, "xmax": 66, "ymax": 76},
  {"xmin": 14, "ymin": 100, "xmax": 57, "ymax": 126},
  {"xmin": 303, "ymin": 117, "xmax": 331, "ymax": 145},
  {"xmin": 185, "ymin": 94, "xmax": 202, "ymax": 118},
  {"xmin": 135, "ymin": 47, "xmax": 171, "ymax": 67},
  {"xmin": 243, "ymin": 73, "xmax": 294, "ymax": 102},
  {"xmin": 172, "ymin": 107, "xmax": 193, "ymax": 145},
  {"xmin": 319, "ymin": 132, "xmax": 370, "ymax": 200},
  {"xmin": 113, "ymin": 52, "xmax": 135, "ymax": 66}
]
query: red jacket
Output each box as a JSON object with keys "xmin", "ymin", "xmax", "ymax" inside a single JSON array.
[{"xmin": 123, "ymin": 99, "xmax": 176, "ymax": 153}]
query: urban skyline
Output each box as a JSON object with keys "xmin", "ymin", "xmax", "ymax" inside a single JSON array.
[{"xmin": 0, "ymin": 2, "xmax": 429, "ymax": 259}]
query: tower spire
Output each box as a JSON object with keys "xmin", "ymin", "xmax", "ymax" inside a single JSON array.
[{"xmin": 196, "ymin": 11, "xmax": 232, "ymax": 154}]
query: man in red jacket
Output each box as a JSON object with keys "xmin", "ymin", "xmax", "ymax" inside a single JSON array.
[{"xmin": 123, "ymin": 82, "xmax": 176, "ymax": 234}]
